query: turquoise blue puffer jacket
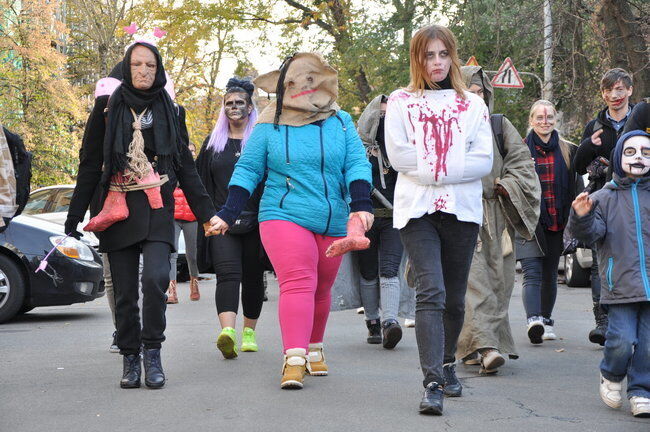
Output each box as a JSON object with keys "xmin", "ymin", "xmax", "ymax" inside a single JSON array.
[{"xmin": 229, "ymin": 110, "xmax": 371, "ymax": 237}]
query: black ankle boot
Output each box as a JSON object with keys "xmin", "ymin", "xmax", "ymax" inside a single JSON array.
[
  {"xmin": 588, "ymin": 302, "xmax": 608, "ymax": 346},
  {"xmin": 120, "ymin": 354, "xmax": 141, "ymax": 389},
  {"xmin": 366, "ymin": 319, "xmax": 382, "ymax": 344},
  {"xmin": 443, "ymin": 363, "xmax": 462, "ymax": 397},
  {"xmin": 419, "ymin": 382, "xmax": 444, "ymax": 415},
  {"xmin": 381, "ymin": 319, "xmax": 403, "ymax": 349},
  {"xmin": 143, "ymin": 348, "xmax": 165, "ymax": 389}
]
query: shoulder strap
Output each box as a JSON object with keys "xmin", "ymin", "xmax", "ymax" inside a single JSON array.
[
  {"xmin": 592, "ymin": 118, "xmax": 604, "ymax": 132},
  {"xmin": 490, "ymin": 114, "xmax": 506, "ymax": 159}
]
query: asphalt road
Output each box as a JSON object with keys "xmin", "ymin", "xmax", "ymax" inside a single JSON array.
[{"xmin": 1, "ymin": 273, "xmax": 648, "ymax": 432}]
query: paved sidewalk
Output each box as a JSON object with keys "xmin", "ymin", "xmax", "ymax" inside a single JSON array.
[{"xmin": 1, "ymin": 274, "xmax": 648, "ymax": 431}]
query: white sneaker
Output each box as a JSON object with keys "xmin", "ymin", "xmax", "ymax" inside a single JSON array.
[
  {"xmin": 630, "ymin": 396, "xmax": 650, "ymax": 417},
  {"xmin": 356, "ymin": 307, "xmax": 365, "ymax": 315},
  {"xmin": 404, "ymin": 318, "xmax": 415, "ymax": 328},
  {"xmin": 542, "ymin": 325, "xmax": 557, "ymax": 340},
  {"xmin": 599, "ymin": 373, "xmax": 622, "ymax": 409},
  {"xmin": 526, "ymin": 316, "xmax": 544, "ymax": 344}
]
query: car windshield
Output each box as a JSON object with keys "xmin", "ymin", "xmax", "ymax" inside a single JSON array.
[
  {"xmin": 23, "ymin": 190, "xmax": 52, "ymax": 215},
  {"xmin": 52, "ymin": 190, "xmax": 73, "ymax": 213}
]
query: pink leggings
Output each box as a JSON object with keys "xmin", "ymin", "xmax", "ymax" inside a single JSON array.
[{"xmin": 260, "ymin": 220, "xmax": 343, "ymax": 353}]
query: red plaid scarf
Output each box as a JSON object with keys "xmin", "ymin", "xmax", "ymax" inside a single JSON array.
[{"xmin": 534, "ymin": 145, "xmax": 562, "ymax": 231}]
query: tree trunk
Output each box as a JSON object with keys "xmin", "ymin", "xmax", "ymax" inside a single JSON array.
[{"xmin": 597, "ymin": 0, "xmax": 650, "ymax": 101}]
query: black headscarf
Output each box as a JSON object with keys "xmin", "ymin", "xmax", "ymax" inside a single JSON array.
[{"xmin": 102, "ymin": 42, "xmax": 181, "ymax": 185}]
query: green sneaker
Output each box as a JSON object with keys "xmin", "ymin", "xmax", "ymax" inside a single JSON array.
[
  {"xmin": 241, "ymin": 327, "xmax": 258, "ymax": 352},
  {"xmin": 217, "ymin": 327, "xmax": 238, "ymax": 359}
]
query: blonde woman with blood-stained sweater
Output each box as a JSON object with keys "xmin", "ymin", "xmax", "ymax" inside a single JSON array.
[{"xmin": 384, "ymin": 24, "xmax": 492, "ymax": 415}]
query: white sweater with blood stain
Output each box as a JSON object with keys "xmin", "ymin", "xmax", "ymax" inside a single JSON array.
[{"xmin": 385, "ymin": 88, "xmax": 493, "ymax": 229}]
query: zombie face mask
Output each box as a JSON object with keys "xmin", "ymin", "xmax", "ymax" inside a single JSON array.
[
  {"xmin": 224, "ymin": 93, "xmax": 250, "ymax": 121},
  {"xmin": 621, "ymin": 135, "xmax": 650, "ymax": 177}
]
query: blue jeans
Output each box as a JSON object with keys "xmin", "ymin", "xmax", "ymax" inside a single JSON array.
[
  {"xmin": 520, "ymin": 230, "xmax": 563, "ymax": 321},
  {"xmin": 356, "ymin": 217, "xmax": 404, "ymax": 322},
  {"xmin": 600, "ymin": 302, "xmax": 650, "ymax": 398}
]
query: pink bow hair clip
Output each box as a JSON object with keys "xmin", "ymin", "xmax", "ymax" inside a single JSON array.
[
  {"xmin": 153, "ymin": 28, "xmax": 167, "ymax": 38},
  {"xmin": 35, "ymin": 233, "xmax": 71, "ymax": 273},
  {"xmin": 123, "ymin": 23, "xmax": 138, "ymax": 35}
]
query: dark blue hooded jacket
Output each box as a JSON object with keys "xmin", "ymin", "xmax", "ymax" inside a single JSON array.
[{"xmin": 569, "ymin": 130, "xmax": 650, "ymax": 304}]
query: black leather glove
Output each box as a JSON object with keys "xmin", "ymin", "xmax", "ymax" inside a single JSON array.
[{"xmin": 64, "ymin": 215, "xmax": 82, "ymax": 239}]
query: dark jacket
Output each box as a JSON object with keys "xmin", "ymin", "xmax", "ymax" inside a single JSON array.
[
  {"xmin": 623, "ymin": 101, "xmax": 649, "ymax": 134},
  {"xmin": 574, "ymin": 105, "xmax": 632, "ymax": 191},
  {"xmin": 570, "ymin": 175, "xmax": 650, "ymax": 304},
  {"xmin": 515, "ymin": 137, "xmax": 579, "ymax": 259},
  {"xmin": 67, "ymin": 96, "xmax": 215, "ymax": 252}
]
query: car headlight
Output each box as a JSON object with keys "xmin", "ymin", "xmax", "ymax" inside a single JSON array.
[{"xmin": 49, "ymin": 236, "xmax": 95, "ymax": 261}]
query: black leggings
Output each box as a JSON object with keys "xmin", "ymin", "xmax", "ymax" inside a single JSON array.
[{"xmin": 209, "ymin": 228, "xmax": 265, "ymax": 319}]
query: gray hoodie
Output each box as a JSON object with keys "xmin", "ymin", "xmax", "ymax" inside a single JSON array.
[{"xmin": 570, "ymin": 174, "xmax": 650, "ymax": 304}]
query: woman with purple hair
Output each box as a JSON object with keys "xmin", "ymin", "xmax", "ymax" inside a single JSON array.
[{"xmin": 196, "ymin": 77, "xmax": 266, "ymax": 358}]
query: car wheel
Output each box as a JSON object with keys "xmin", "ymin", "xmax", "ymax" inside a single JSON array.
[
  {"xmin": 0, "ymin": 255, "xmax": 26, "ymax": 323},
  {"xmin": 565, "ymin": 253, "xmax": 590, "ymax": 287}
]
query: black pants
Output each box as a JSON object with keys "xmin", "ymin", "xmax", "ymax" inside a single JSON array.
[
  {"xmin": 356, "ymin": 217, "xmax": 403, "ymax": 280},
  {"xmin": 400, "ymin": 212, "xmax": 479, "ymax": 387},
  {"xmin": 209, "ymin": 229, "xmax": 265, "ymax": 319},
  {"xmin": 108, "ymin": 241, "xmax": 171, "ymax": 355}
]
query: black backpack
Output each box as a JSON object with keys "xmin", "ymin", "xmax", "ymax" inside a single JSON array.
[
  {"xmin": 490, "ymin": 114, "xmax": 507, "ymax": 159},
  {"xmin": 2, "ymin": 127, "xmax": 32, "ymax": 225}
]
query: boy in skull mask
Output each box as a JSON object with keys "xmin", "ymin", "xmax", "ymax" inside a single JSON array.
[{"xmin": 570, "ymin": 130, "xmax": 650, "ymax": 418}]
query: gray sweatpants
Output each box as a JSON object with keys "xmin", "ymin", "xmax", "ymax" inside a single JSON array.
[{"xmin": 170, "ymin": 220, "xmax": 199, "ymax": 280}]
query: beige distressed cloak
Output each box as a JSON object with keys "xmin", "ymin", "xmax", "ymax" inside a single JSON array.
[{"xmin": 456, "ymin": 66, "xmax": 541, "ymax": 360}]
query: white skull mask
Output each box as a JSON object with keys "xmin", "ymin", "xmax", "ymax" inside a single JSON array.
[{"xmin": 621, "ymin": 135, "xmax": 650, "ymax": 177}]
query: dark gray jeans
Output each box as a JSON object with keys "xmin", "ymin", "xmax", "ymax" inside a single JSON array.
[{"xmin": 400, "ymin": 212, "xmax": 479, "ymax": 387}]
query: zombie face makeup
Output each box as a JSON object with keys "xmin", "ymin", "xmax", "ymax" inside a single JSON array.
[
  {"xmin": 130, "ymin": 45, "xmax": 157, "ymax": 90},
  {"xmin": 425, "ymin": 38, "xmax": 452, "ymax": 83},
  {"xmin": 621, "ymin": 135, "xmax": 650, "ymax": 178},
  {"xmin": 468, "ymin": 84, "xmax": 484, "ymax": 99},
  {"xmin": 224, "ymin": 92, "xmax": 251, "ymax": 122},
  {"xmin": 530, "ymin": 105, "xmax": 556, "ymax": 139},
  {"xmin": 601, "ymin": 80, "xmax": 633, "ymax": 114}
]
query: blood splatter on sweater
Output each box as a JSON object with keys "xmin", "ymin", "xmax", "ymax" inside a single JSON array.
[{"xmin": 384, "ymin": 88, "xmax": 493, "ymax": 229}]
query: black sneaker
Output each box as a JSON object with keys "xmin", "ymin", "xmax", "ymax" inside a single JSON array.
[
  {"xmin": 443, "ymin": 363, "xmax": 462, "ymax": 397},
  {"xmin": 366, "ymin": 319, "xmax": 382, "ymax": 344},
  {"xmin": 419, "ymin": 382, "xmax": 444, "ymax": 415},
  {"xmin": 381, "ymin": 319, "xmax": 403, "ymax": 349},
  {"xmin": 109, "ymin": 331, "xmax": 119, "ymax": 353}
]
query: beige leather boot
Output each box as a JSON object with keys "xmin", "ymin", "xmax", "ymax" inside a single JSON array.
[{"xmin": 281, "ymin": 348, "xmax": 307, "ymax": 389}]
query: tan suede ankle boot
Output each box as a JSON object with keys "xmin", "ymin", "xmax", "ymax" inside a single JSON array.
[
  {"xmin": 166, "ymin": 280, "xmax": 178, "ymax": 304},
  {"xmin": 307, "ymin": 343, "xmax": 328, "ymax": 376},
  {"xmin": 281, "ymin": 348, "xmax": 307, "ymax": 389},
  {"xmin": 189, "ymin": 277, "xmax": 200, "ymax": 301}
]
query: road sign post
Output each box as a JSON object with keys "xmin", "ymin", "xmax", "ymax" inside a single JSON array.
[{"xmin": 491, "ymin": 57, "xmax": 525, "ymax": 89}]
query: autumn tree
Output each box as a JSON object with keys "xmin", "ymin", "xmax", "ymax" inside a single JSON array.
[
  {"xmin": 65, "ymin": 0, "xmax": 133, "ymax": 87},
  {"xmin": 0, "ymin": 0, "xmax": 84, "ymax": 186},
  {"xmin": 126, "ymin": 0, "xmax": 253, "ymax": 146}
]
